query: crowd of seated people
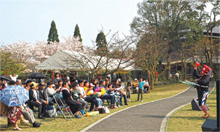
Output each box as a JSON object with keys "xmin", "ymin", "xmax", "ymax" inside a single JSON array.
[{"xmin": 0, "ymin": 73, "xmax": 151, "ymax": 131}]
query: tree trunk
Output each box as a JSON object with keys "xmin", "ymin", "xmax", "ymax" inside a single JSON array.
[
  {"xmin": 155, "ymin": 77, "xmax": 158, "ymax": 84},
  {"xmin": 167, "ymin": 47, "xmax": 172, "ymax": 80},
  {"xmin": 150, "ymin": 78, "xmax": 154, "ymax": 90},
  {"xmin": 184, "ymin": 63, "xmax": 187, "ymax": 80},
  {"xmin": 149, "ymin": 73, "xmax": 154, "ymax": 90},
  {"xmin": 147, "ymin": 71, "xmax": 154, "ymax": 90},
  {"xmin": 166, "ymin": 52, "xmax": 171, "ymax": 80}
]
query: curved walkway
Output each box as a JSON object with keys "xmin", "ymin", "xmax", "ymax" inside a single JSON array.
[{"xmin": 83, "ymin": 82, "xmax": 215, "ymax": 132}]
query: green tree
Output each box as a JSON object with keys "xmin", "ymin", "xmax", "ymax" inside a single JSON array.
[
  {"xmin": 205, "ymin": 0, "xmax": 220, "ymax": 67},
  {"xmin": 135, "ymin": 26, "xmax": 168, "ymax": 89},
  {"xmin": 95, "ymin": 31, "xmax": 108, "ymax": 55},
  {"xmin": 73, "ymin": 24, "xmax": 82, "ymax": 42},
  {"xmin": 47, "ymin": 20, "xmax": 59, "ymax": 44},
  {"xmin": 131, "ymin": 0, "xmax": 208, "ymax": 80},
  {"xmin": 0, "ymin": 51, "xmax": 26, "ymax": 75}
]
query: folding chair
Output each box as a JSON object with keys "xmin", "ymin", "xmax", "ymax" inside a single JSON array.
[
  {"xmin": 53, "ymin": 94, "xmax": 74, "ymax": 120},
  {"xmin": 32, "ymin": 107, "xmax": 38, "ymax": 118}
]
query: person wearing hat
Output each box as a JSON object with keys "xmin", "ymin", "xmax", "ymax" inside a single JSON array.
[
  {"xmin": 87, "ymin": 83, "xmax": 95, "ymax": 96},
  {"xmin": 133, "ymin": 78, "xmax": 138, "ymax": 93},
  {"xmin": 38, "ymin": 82, "xmax": 53, "ymax": 117},
  {"xmin": 28, "ymin": 82, "xmax": 45, "ymax": 119},
  {"xmin": 195, "ymin": 65, "xmax": 211, "ymax": 118},
  {"xmin": 193, "ymin": 62, "xmax": 201, "ymax": 79},
  {"xmin": 46, "ymin": 82, "xmax": 59, "ymax": 98}
]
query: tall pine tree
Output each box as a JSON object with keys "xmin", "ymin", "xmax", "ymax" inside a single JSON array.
[
  {"xmin": 96, "ymin": 31, "xmax": 107, "ymax": 50},
  {"xmin": 47, "ymin": 20, "xmax": 59, "ymax": 44},
  {"xmin": 73, "ymin": 24, "xmax": 82, "ymax": 42},
  {"xmin": 95, "ymin": 31, "xmax": 108, "ymax": 55}
]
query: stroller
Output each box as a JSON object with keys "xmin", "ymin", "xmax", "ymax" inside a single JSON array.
[{"xmin": 53, "ymin": 94, "xmax": 75, "ymax": 120}]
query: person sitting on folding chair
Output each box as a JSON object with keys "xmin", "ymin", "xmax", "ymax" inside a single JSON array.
[
  {"xmin": 62, "ymin": 82, "xmax": 82, "ymax": 118},
  {"xmin": 71, "ymin": 83, "xmax": 88, "ymax": 113},
  {"xmin": 38, "ymin": 82, "xmax": 54, "ymax": 117},
  {"xmin": 28, "ymin": 82, "xmax": 46, "ymax": 119},
  {"xmin": 46, "ymin": 82, "xmax": 60, "ymax": 104},
  {"xmin": 77, "ymin": 80, "xmax": 98, "ymax": 112}
]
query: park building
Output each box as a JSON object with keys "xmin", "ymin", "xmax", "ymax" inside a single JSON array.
[{"xmin": 168, "ymin": 23, "xmax": 220, "ymax": 80}]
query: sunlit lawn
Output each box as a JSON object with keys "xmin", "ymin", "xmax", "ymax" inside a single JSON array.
[
  {"xmin": 0, "ymin": 83, "xmax": 188, "ymax": 131},
  {"xmin": 167, "ymin": 87, "xmax": 216, "ymax": 132}
]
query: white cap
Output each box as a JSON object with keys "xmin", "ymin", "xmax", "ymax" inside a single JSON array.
[
  {"xmin": 134, "ymin": 78, "xmax": 138, "ymax": 81},
  {"xmin": 90, "ymin": 83, "xmax": 95, "ymax": 87}
]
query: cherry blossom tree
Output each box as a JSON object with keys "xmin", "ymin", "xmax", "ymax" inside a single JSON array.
[
  {"xmin": 64, "ymin": 32, "xmax": 135, "ymax": 80},
  {"xmin": 0, "ymin": 36, "xmax": 84, "ymax": 73}
]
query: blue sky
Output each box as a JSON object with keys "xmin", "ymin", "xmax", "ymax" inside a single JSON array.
[
  {"xmin": 0, "ymin": 0, "xmax": 143, "ymax": 46},
  {"xmin": 0, "ymin": 0, "xmax": 218, "ymax": 47}
]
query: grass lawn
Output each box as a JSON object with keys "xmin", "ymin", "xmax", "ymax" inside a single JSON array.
[
  {"xmin": 167, "ymin": 87, "xmax": 216, "ymax": 132},
  {"xmin": 0, "ymin": 83, "xmax": 188, "ymax": 131}
]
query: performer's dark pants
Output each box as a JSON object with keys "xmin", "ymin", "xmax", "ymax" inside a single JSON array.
[
  {"xmin": 198, "ymin": 89, "xmax": 203, "ymax": 106},
  {"xmin": 198, "ymin": 90, "xmax": 208, "ymax": 106},
  {"xmin": 196, "ymin": 87, "xmax": 199, "ymax": 100}
]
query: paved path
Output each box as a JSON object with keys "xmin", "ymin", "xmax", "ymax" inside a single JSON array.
[{"xmin": 85, "ymin": 82, "xmax": 215, "ymax": 132}]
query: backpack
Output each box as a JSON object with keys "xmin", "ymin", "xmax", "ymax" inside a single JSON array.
[
  {"xmin": 46, "ymin": 105, "xmax": 57, "ymax": 118},
  {"xmin": 98, "ymin": 106, "xmax": 105, "ymax": 114}
]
